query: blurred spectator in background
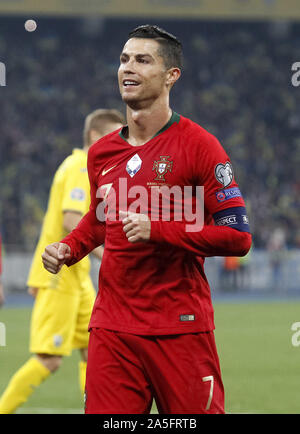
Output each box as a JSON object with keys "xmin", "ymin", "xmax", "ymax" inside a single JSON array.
[
  {"xmin": 237, "ymin": 247, "xmax": 252, "ymax": 290},
  {"xmin": 218, "ymin": 247, "xmax": 252, "ymax": 293},
  {"xmin": 267, "ymin": 227, "xmax": 287, "ymax": 292},
  {"xmin": 220, "ymin": 256, "xmax": 240, "ymax": 292}
]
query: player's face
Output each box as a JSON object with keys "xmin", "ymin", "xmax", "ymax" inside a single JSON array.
[{"xmin": 118, "ymin": 38, "xmax": 169, "ymax": 107}]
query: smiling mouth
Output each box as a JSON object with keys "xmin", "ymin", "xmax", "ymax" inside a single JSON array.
[{"xmin": 123, "ymin": 80, "xmax": 140, "ymax": 87}]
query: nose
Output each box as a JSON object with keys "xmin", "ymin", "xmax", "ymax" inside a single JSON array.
[
  {"xmin": 119, "ymin": 66, "xmax": 136, "ymax": 83},
  {"xmin": 123, "ymin": 67, "xmax": 135, "ymax": 75}
]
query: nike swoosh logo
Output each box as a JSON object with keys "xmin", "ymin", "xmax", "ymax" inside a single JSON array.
[{"xmin": 102, "ymin": 165, "xmax": 117, "ymax": 176}]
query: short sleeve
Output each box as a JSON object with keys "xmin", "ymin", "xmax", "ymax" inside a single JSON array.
[{"xmin": 61, "ymin": 167, "xmax": 90, "ymax": 215}]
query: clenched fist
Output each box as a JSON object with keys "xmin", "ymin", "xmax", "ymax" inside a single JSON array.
[
  {"xmin": 42, "ymin": 242, "xmax": 71, "ymax": 274},
  {"xmin": 120, "ymin": 210, "xmax": 151, "ymax": 243}
]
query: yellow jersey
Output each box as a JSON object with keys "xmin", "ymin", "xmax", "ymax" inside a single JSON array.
[{"xmin": 27, "ymin": 148, "xmax": 91, "ymax": 291}]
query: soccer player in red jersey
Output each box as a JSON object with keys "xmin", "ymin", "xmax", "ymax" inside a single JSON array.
[{"xmin": 42, "ymin": 25, "xmax": 252, "ymax": 414}]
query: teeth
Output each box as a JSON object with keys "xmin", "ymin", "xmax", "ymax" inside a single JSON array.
[{"xmin": 124, "ymin": 80, "xmax": 138, "ymax": 86}]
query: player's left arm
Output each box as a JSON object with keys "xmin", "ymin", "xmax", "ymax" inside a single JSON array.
[
  {"xmin": 122, "ymin": 213, "xmax": 251, "ymax": 257},
  {"xmin": 121, "ymin": 134, "xmax": 252, "ymax": 257}
]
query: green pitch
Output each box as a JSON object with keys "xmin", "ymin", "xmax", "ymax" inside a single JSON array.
[
  {"xmin": 0, "ymin": 300, "xmax": 300, "ymax": 414},
  {"xmin": 214, "ymin": 300, "xmax": 300, "ymax": 414}
]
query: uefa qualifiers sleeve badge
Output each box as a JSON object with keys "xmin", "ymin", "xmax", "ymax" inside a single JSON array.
[{"xmin": 214, "ymin": 162, "xmax": 233, "ymax": 187}]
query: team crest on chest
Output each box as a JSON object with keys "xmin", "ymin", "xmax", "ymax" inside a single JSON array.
[{"xmin": 152, "ymin": 156, "xmax": 173, "ymax": 182}]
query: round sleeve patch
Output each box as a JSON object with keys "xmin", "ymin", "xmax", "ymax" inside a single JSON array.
[
  {"xmin": 214, "ymin": 162, "xmax": 233, "ymax": 187},
  {"xmin": 70, "ymin": 188, "xmax": 86, "ymax": 201}
]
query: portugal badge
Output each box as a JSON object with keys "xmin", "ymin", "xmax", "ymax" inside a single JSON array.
[{"xmin": 152, "ymin": 156, "xmax": 173, "ymax": 182}]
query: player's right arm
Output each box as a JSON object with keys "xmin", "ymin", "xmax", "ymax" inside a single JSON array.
[
  {"xmin": 42, "ymin": 211, "xmax": 105, "ymax": 273},
  {"xmin": 42, "ymin": 146, "xmax": 106, "ymax": 274},
  {"xmin": 63, "ymin": 211, "xmax": 104, "ymax": 260}
]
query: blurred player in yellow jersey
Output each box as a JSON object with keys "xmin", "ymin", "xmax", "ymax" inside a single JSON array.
[{"xmin": 0, "ymin": 109, "xmax": 125, "ymax": 414}]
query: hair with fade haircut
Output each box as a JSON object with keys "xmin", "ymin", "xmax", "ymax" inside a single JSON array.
[
  {"xmin": 128, "ymin": 24, "xmax": 183, "ymax": 70},
  {"xmin": 83, "ymin": 108, "xmax": 125, "ymax": 145}
]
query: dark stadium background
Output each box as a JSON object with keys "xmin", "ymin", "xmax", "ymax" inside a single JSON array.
[{"xmin": 1, "ymin": 16, "xmax": 300, "ymax": 250}]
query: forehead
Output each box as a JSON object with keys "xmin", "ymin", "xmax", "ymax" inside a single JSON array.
[{"xmin": 121, "ymin": 37, "xmax": 161, "ymax": 58}]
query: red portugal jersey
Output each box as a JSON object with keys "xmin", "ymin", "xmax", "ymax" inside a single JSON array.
[{"xmin": 63, "ymin": 112, "xmax": 249, "ymax": 335}]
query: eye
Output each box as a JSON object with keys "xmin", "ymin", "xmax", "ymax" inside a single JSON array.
[
  {"xmin": 137, "ymin": 56, "xmax": 149, "ymax": 64},
  {"xmin": 120, "ymin": 55, "xmax": 128, "ymax": 64}
]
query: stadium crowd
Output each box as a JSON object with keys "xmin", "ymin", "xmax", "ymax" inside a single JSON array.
[{"xmin": 0, "ymin": 17, "xmax": 299, "ymax": 251}]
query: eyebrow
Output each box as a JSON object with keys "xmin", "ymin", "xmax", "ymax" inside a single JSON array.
[{"xmin": 120, "ymin": 52, "xmax": 154, "ymax": 60}]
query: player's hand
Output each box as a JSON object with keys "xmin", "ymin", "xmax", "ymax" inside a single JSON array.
[
  {"xmin": 27, "ymin": 286, "xmax": 39, "ymax": 298},
  {"xmin": 42, "ymin": 242, "xmax": 71, "ymax": 274},
  {"xmin": 120, "ymin": 211, "xmax": 151, "ymax": 243},
  {"xmin": 0, "ymin": 282, "xmax": 4, "ymax": 307}
]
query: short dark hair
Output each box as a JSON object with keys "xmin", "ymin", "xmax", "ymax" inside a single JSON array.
[{"xmin": 128, "ymin": 24, "xmax": 183, "ymax": 70}]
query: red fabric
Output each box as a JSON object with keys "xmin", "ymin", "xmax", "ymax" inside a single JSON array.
[
  {"xmin": 62, "ymin": 147, "xmax": 107, "ymax": 264},
  {"xmin": 150, "ymin": 221, "xmax": 252, "ymax": 257},
  {"xmin": 61, "ymin": 114, "xmax": 251, "ymax": 335},
  {"xmin": 85, "ymin": 328, "xmax": 225, "ymax": 414},
  {"xmin": 63, "ymin": 209, "xmax": 105, "ymax": 266}
]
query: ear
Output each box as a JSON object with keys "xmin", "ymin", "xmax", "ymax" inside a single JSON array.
[
  {"xmin": 89, "ymin": 128, "xmax": 103, "ymax": 144},
  {"xmin": 166, "ymin": 67, "xmax": 181, "ymax": 89}
]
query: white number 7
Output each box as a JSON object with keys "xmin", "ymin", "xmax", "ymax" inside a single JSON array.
[
  {"xmin": 99, "ymin": 183, "xmax": 113, "ymax": 201},
  {"xmin": 202, "ymin": 375, "xmax": 214, "ymax": 410}
]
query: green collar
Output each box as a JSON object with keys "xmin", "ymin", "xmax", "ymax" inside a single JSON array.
[{"xmin": 119, "ymin": 111, "xmax": 180, "ymax": 142}]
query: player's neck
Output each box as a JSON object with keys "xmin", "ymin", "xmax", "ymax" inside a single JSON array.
[{"xmin": 125, "ymin": 99, "xmax": 172, "ymax": 147}]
